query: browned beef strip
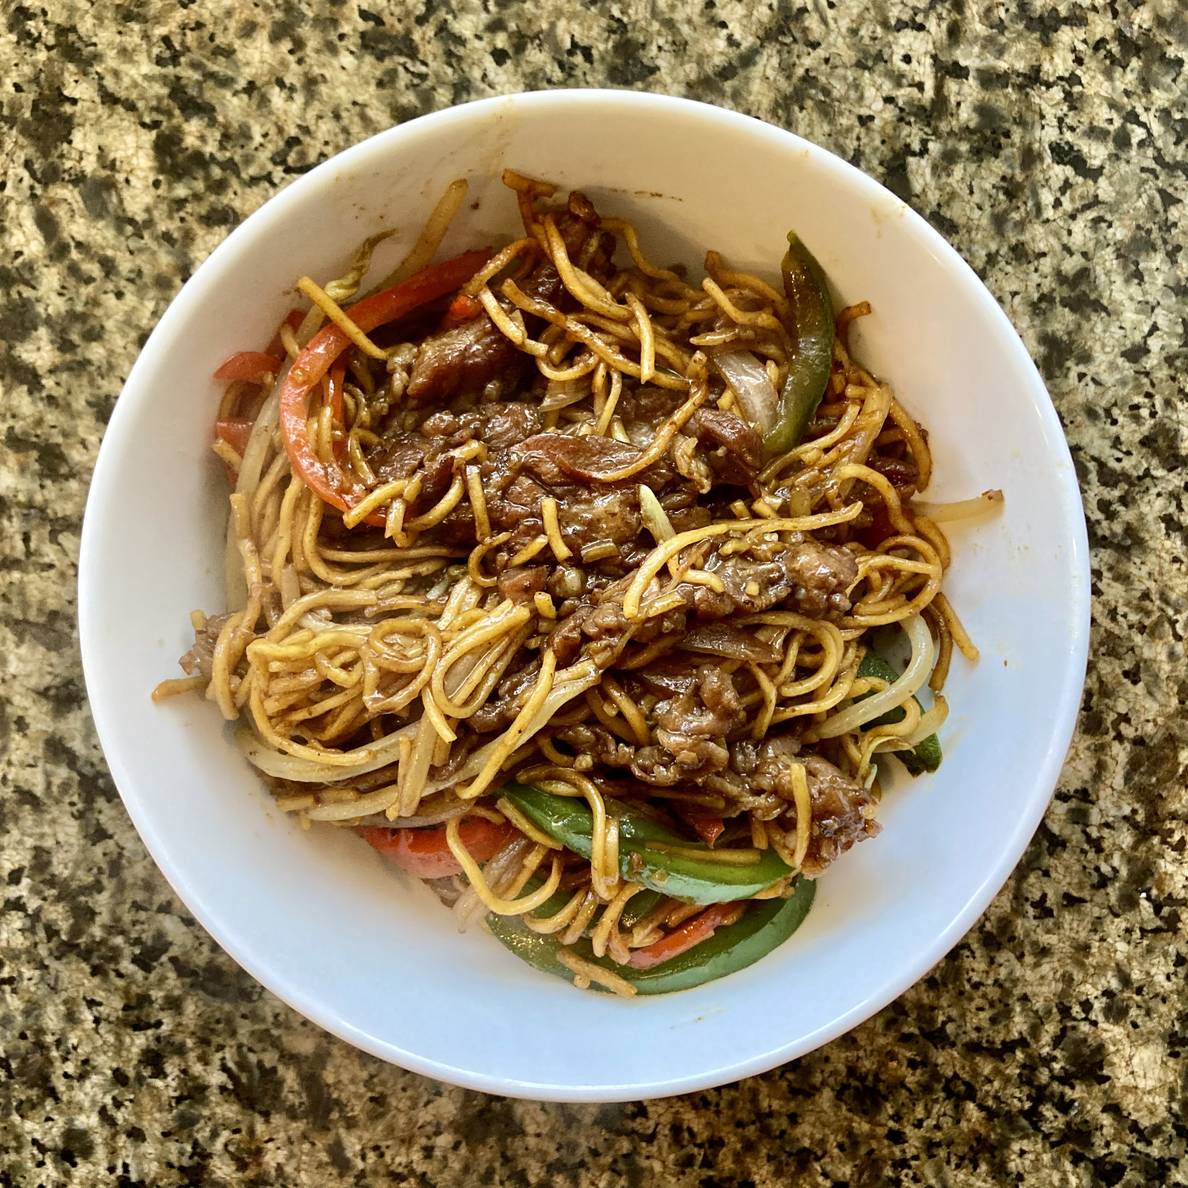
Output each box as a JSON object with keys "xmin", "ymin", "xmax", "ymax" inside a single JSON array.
[
  {"xmin": 365, "ymin": 433, "xmax": 452, "ymax": 513},
  {"xmin": 657, "ymin": 666, "xmax": 744, "ymax": 740},
  {"xmin": 497, "ymin": 566, "xmax": 549, "ymax": 603},
  {"xmin": 405, "ymin": 198, "xmax": 608, "ymax": 404},
  {"xmin": 553, "ymin": 194, "xmax": 615, "ymax": 280},
  {"xmin": 798, "ymin": 755, "xmax": 880, "ymax": 876},
  {"xmin": 178, "ymin": 613, "xmax": 232, "ymax": 680},
  {"xmin": 471, "ymin": 524, "xmax": 854, "ymax": 765},
  {"xmin": 368, "ymin": 411, "xmax": 707, "ymax": 566},
  {"xmin": 675, "ymin": 742, "xmax": 878, "ymax": 869},
  {"xmin": 619, "ymin": 386, "xmax": 681, "ymax": 440},
  {"xmin": 491, "ymin": 471, "xmax": 642, "ymax": 557},
  {"xmin": 551, "ymin": 676, "xmax": 875, "ymax": 870},
  {"xmin": 681, "ymin": 537, "xmax": 858, "ymax": 619},
  {"xmin": 368, "ymin": 424, "xmax": 441, "ymax": 490},
  {"xmin": 404, "ymin": 255, "xmax": 568, "ymax": 404},
  {"xmin": 556, "ymin": 722, "xmax": 688, "ymax": 789},
  {"xmin": 645, "ymin": 665, "xmax": 744, "ymax": 782},
  {"xmin": 546, "ymin": 610, "xmax": 598, "ymax": 669},
  {"xmin": 563, "ymin": 662, "xmax": 748, "ymax": 788},
  {"xmin": 547, "ymin": 572, "xmax": 687, "ymax": 669},
  {"xmin": 488, "ymin": 516, "xmax": 851, "ymax": 630},
  {"xmin": 368, "ymin": 432, "xmax": 429, "ymax": 483},
  {"xmin": 554, "ymin": 722, "xmax": 638, "ymax": 769},
  {"xmin": 687, "ymin": 408, "xmax": 764, "ymax": 485},
  {"xmin": 741, "ymin": 734, "xmax": 805, "ymax": 798},
  {"xmin": 619, "ymin": 386, "xmax": 761, "ymax": 488},
  {"xmin": 701, "ymin": 750, "xmax": 879, "ymax": 865},
  {"xmin": 514, "ymin": 433, "xmax": 676, "ymax": 488},
  {"xmin": 868, "ymin": 453, "xmax": 918, "ymax": 490},
  {"xmin": 369, "ymin": 403, "xmax": 544, "ymax": 515},
  {"xmin": 405, "ymin": 316, "xmax": 525, "ymax": 402},
  {"xmin": 621, "ymin": 746, "xmax": 682, "ymax": 786},
  {"xmin": 772, "ymin": 541, "xmax": 859, "ymax": 617},
  {"xmin": 478, "ymin": 433, "xmax": 699, "ymax": 568},
  {"xmin": 421, "ymin": 402, "xmax": 543, "ymax": 451}
]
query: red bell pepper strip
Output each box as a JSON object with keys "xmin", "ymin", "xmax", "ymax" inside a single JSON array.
[
  {"xmin": 684, "ymin": 811, "xmax": 725, "ymax": 846},
  {"xmin": 627, "ymin": 903, "xmax": 740, "ymax": 970},
  {"xmin": 359, "ymin": 817, "xmax": 512, "ymax": 880},
  {"xmin": 213, "ymin": 306, "xmax": 300, "ymax": 387},
  {"xmin": 278, "ymin": 248, "xmax": 489, "ymax": 519},
  {"xmin": 857, "ymin": 503, "xmax": 896, "ymax": 550},
  {"xmin": 213, "ymin": 351, "xmax": 282, "ymax": 383},
  {"xmin": 440, "ymin": 292, "xmax": 483, "ymax": 329},
  {"xmin": 214, "ymin": 417, "xmax": 254, "ymax": 454}
]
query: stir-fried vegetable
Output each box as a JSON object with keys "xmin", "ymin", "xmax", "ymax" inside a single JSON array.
[
  {"xmin": 487, "ymin": 879, "xmax": 815, "ymax": 994},
  {"xmin": 618, "ymin": 888, "xmax": 663, "ymax": 929},
  {"xmin": 684, "ymin": 810, "xmax": 725, "ymax": 846},
  {"xmin": 213, "ymin": 351, "xmax": 283, "ymax": 383},
  {"xmin": 441, "ymin": 292, "xmax": 483, "ymax": 329},
  {"xmin": 501, "ymin": 782, "xmax": 791, "ymax": 903},
  {"xmin": 167, "ymin": 175, "xmax": 986, "ymax": 1000},
  {"xmin": 360, "ymin": 817, "xmax": 512, "ymax": 879},
  {"xmin": 764, "ymin": 232, "xmax": 834, "ymax": 456},
  {"xmin": 277, "ymin": 248, "xmax": 490, "ymax": 521},
  {"xmin": 214, "ymin": 417, "xmax": 254, "ymax": 454},
  {"xmin": 626, "ymin": 903, "xmax": 740, "ymax": 970},
  {"xmin": 711, "ymin": 350, "xmax": 778, "ymax": 435},
  {"xmin": 856, "ymin": 651, "xmax": 943, "ymax": 774}
]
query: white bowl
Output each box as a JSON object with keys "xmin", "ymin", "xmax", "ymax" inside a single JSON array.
[{"xmin": 79, "ymin": 90, "xmax": 1089, "ymax": 1101}]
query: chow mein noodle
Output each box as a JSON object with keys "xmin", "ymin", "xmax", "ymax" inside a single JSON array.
[{"xmin": 156, "ymin": 172, "xmax": 1002, "ymax": 995}]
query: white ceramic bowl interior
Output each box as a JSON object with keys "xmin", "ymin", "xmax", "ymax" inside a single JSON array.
[{"xmin": 79, "ymin": 91, "xmax": 1089, "ymax": 1101}]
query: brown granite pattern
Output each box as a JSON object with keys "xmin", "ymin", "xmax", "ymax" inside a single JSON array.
[{"xmin": 1, "ymin": 1, "xmax": 1185, "ymax": 1184}]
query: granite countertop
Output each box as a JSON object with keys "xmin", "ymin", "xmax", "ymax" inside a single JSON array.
[{"xmin": 2, "ymin": 1, "xmax": 1185, "ymax": 1183}]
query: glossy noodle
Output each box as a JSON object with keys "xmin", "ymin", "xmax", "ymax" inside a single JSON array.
[{"xmin": 156, "ymin": 173, "xmax": 1002, "ymax": 995}]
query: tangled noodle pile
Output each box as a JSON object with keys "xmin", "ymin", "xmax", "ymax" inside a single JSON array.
[{"xmin": 156, "ymin": 172, "xmax": 1001, "ymax": 994}]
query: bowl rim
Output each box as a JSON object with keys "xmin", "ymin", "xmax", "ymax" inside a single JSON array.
[{"xmin": 78, "ymin": 87, "xmax": 1091, "ymax": 1101}]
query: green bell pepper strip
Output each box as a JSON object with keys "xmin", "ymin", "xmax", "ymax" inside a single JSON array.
[
  {"xmin": 618, "ymin": 888, "xmax": 663, "ymax": 929},
  {"xmin": 486, "ymin": 878, "xmax": 816, "ymax": 995},
  {"xmin": 501, "ymin": 782, "xmax": 791, "ymax": 904},
  {"xmin": 763, "ymin": 232, "xmax": 835, "ymax": 457},
  {"xmin": 856, "ymin": 652, "xmax": 942, "ymax": 774}
]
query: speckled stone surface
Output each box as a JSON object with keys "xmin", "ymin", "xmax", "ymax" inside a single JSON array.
[{"xmin": 1, "ymin": 1, "xmax": 1185, "ymax": 1184}]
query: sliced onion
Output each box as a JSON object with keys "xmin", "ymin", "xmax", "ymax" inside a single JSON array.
[
  {"xmin": 680, "ymin": 623, "xmax": 780, "ymax": 664},
  {"xmin": 841, "ymin": 383, "xmax": 892, "ymax": 473},
  {"xmin": 817, "ymin": 615, "xmax": 935, "ymax": 739},
  {"xmin": 453, "ymin": 836, "xmax": 532, "ymax": 931},
  {"xmin": 540, "ymin": 378, "xmax": 591, "ymax": 411},
  {"xmin": 639, "ymin": 483, "xmax": 674, "ymax": 544},
  {"xmin": 236, "ymin": 719, "xmax": 418, "ymax": 782},
  {"xmin": 234, "ymin": 384, "xmax": 282, "ymax": 502},
  {"xmin": 225, "ymin": 382, "xmax": 285, "ymax": 610},
  {"xmin": 711, "ymin": 350, "xmax": 777, "ymax": 434},
  {"xmin": 346, "ymin": 800, "xmax": 471, "ymax": 829}
]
